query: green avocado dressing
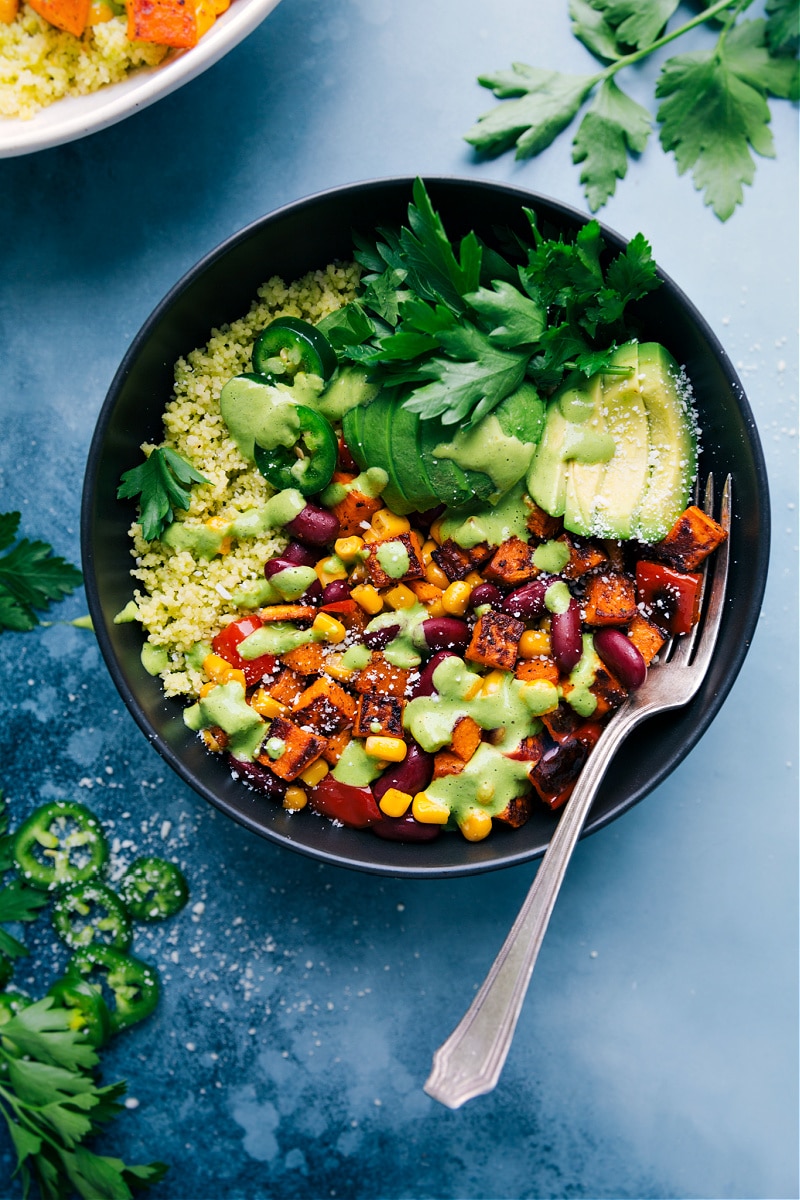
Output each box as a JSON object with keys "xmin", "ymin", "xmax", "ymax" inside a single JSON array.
[
  {"xmin": 533, "ymin": 540, "xmax": 570, "ymax": 573},
  {"xmin": 219, "ymin": 375, "xmax": 301, "ymax": 461},
  {"xmin": 433, "ymin": 415, "xmax": 535, "ymax": 496},
  {"xmin": 376, "ymin": 540, "xmax": 410, "ymax": 579},
  {"xmin": 544, "ymin": 580, "xmax": 571, "ymax": 614},
  {"xmin": 565, "ymin": 634, "xmax": 600, "ymax": 717},
  {"xmin": 364, "ymin": 602, "xmax": 430, "ymax": 668},
  {"xmin": 341, "ymin": 645, "xmax": 371, "ymax": 670},
  {"xmin": 320, "ymin": 467, "xmax": 388, "ymax": 508},
  {"xmin": 162, "ymin": 488, "xmax": 306, "ymax": 559},
  {"xmin": 183, "ymin": 680, "xmax": 266, "ymax": 761},
  {"xmin": 331, "ymin": 740, "xmax": 384, "ymax": 787},
  {"xmin": 439, "ymin": 480, "xmax": 530, "ymax": 550},
  {"xmin": 237, "ymin": 621, "xmax": 314, "ymax": 659},
  {"xmin": 141, "ymin": 643, "xmax": 169, "ymax": 676}
]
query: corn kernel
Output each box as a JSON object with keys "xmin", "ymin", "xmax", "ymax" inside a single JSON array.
[
  {"xmin": 351, "ymin": 584, "xmax": 384, "ymax": 615},
  {"xmin": 378, "ymin": 788, "xmax": 413, "ymax": 818},
  {"xmin": 212, "ymin": 0, "xmax": 229, "ymax": 12},
  {"xmin": 480, "ymin": 669, "xmax": 509, "ymax": 697},
  {"xmin": 412, "ymin": 791, "xmax": 451, "ymax": 825},
  {"xmin": 442, "ymin": 580, "xmax": 473, "ymax": 616},
  {"xmin": 425, "ymin": 598, "xmax": 446, "ymax": 619},
  {"xmin": 464, "ymin": 570, "xmax": 484, "ymax": 587},
  {"xmin": 476, "ymin": 780, "xmax": 495, "ymax": 805},
  {"xmin": 519, "ymin": 629, "xmax": 552, "ymax": 658},
  {"xmin": 425, "ymin": 561, "xmax": 450, "ymax": 590},
  {"xmin": 204, "ymin": 515, "xmax": 232, "ymax": 555},
  {"xmin": 314, "ymin": 556, "xmax": 348, "ymax": 586},
  {"xmin": 421, "ymin": 539, "xmax": 437, "ymax": 565},
  {"xmin": 429, "ymin": 517, "xmax": 445, "ymax": 545},
  {"xmin": 194, "ymin": 0, "xmax": 216, "ymax": 36},
  {"xmin": 299, "ymin": 759, "xmax": 329, "ymax": 787},
  {"xmin": 322, "ymin": 653, "xmax": 355, "ymax": 683},
  {"xmin": 87, "ymin": 0, "xmax": 114, "ymax": 23},
  {"xmin": 364, "ymin": 736, "xmax": 407, "ymax": 762},
  {"xmin": 311, "ymin": 612, "xmax": 346, "ymax": 644},
  {"xmin": 334, "ymin": 535, "xmax": 365, "ymax": 563},
  {"xmin": 201, "ymin": 728, "xmax": 226, "ymax": 753},
  {"xmin": 459, "ymin": 808, "xmax": 493, "ymax": 842},
  {"xmin": 249, "ymin": 688, "xmax": 288, "ymax": 719},
  {"xmin": 462, "ymin": 674, "xmax": 484, "ymax": 701},
  {"xmin": 372, "ymin": 509, "xmax": 411, "ymax": 538},
  {"xmin": 384, "ymin": 583, "xmax": 417, "ymax": 610},
  {"xmin": 283, "ymin": 786, "xmax": 308, "ymax": 811},
  {"xmin": 199, "ymin": 681, "xmax": 217, "ymax": 698}
]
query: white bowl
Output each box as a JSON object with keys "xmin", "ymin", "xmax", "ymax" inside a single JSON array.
[{"xmin": 0, "ymin": 0, "xmax": 281, "ymax": 157}]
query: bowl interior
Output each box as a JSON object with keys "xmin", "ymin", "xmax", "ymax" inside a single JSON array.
[{"xmin": 81, "ymin": 177, "xmax": 770, "ymax": 878}]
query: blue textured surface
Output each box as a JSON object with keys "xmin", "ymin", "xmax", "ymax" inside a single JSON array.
[{"xmin": 0, "ymin": 1, "xmax": 797, "ymax": 1197}]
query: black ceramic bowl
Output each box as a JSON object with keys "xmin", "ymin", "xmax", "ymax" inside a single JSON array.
[{"xmin": 81, "ymin": 176, "xmax": 769, "ymax": 879}]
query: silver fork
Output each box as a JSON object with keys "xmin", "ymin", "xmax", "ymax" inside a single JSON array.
[{"xmin": 424, "ymin": 474, "xmax": 732, "ymax": 1110}]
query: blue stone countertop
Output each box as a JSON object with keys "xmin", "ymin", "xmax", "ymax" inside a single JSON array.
[{"xmin": 0, "ymin": 1, "xmax": 797, "ymax": 1197}]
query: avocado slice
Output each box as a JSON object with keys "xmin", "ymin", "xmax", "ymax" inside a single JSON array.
[
  {"xmin": 416, "ymin": 413, "xmax": 475, "ymax": 508},
  {"xmin": 526, "ymin": 395, "xmax": 569, "ymax": 518},
  {"xmin": 361, "ymin": 391, "xmax": 416, "ymax": 514},
  {"xmin": 633, "ymin": 343, "xmax": 697, "ymax": 541},
  {"xmin": 342, "ymin": 402, "xmax": 368, "ymax": 470},
  {"xmin": 593, "ymin": 342, "xmax": 649, "ymax": 539},
  {"xmin": 389, "ymin": 402, "xmax": 440, "ymax": 512},
  {"xmin": 561, "ymin": 370, "xmax": 608, "ymax": 536}
]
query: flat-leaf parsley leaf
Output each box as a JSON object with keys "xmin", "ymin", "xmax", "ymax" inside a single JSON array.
[
  {"xmin": 0, "ymin": 513, "xmax": 82, "ymax": 634},
  {"xmin": 117, "ymin": 447, "xmax": 209, "ymax": 542}
]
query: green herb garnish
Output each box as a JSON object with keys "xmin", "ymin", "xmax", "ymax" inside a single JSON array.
[
  {"xmin": 117, "ymin": 447, "xmax": 209, "ymax": 542},
  {"xmin": 337, "ymin": 178, "xmax": 659, "ymax": 427},
  {"xmin": 0, "ymin": 514, "xmax": 83, "ymax": 634},
  {"xmin": 465, "ymin": 0, "xmax": 799, "ymax": 220}
]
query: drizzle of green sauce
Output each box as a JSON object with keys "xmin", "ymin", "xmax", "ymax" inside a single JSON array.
[
  {"xmin": 341, "ymin": 644, "xmax": 371, "ymax": 670},
  {"xmin": 218, "ymin": 375, "xmax": 301, "ymax": 461},
  {"xmin": 320, "ymin": 467, "xmax": 388, "ymax": 508},
  {"xmin": 237, "ymin": 622, "xmax": 313, "ymax": 659},
  {"xmin": 433, "ymin": 415, "xmax": 535, "ymax": 496},
  {"xmin": 183, "ymin": 680, "xmax": 266, "ymax": 761},
  {"xmin": 364, "ymin": 602, "xmax": 430, "ymax": 669},
  {"xmin": 162, "ymin": 489, "xmax": 306, "ymax": 559},
  {"xmin": 141, "ymin": 643, "xmax": 169, "ymax": 676},
  {"xmin": 565, "ymin": 634, "xmax": 600, "ymax": 717},
  {"xmin": 186, "ymin": 641, "xmax": 213, "ymax": 669},
  {"xmin": 263, "ymin": 737, "xmax": 285, "ymax": 761},
  {"xmin": 544, "ymin": 580, "xmax": 571, "ymax": 614},
  {"xmin": 331, "ymin": 740, "xmax": 384, "ymax": 787},
  {"xmin": 533, "ymin": 540, "xmax": 570, "ymax": 573},
  {"xmin": 439, "ymin": 481, "xmax": 530, "ymax": 550},
  {"xmin": 376, "ymin": 540, "xmax": 410, "ymax": 579}
]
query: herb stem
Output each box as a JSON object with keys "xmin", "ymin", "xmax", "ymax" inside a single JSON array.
[{"xmin": 601, "ymin": 0, "xmax": 741, "ymax": 80}]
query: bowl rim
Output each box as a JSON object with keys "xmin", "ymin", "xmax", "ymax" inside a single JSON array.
[
  {"xmin": 81, "ymin": 174, "xmax": 772, "ymax": 878},
  {"xmin": 0, "ymin": 0, "xmax": 281, "ymax": 158}
]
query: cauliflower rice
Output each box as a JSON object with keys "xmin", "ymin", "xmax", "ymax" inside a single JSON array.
[
  {"xmin": 0, "ymin": 5, "xmax": 167, "ymax": 119},
  {"xmin": 127, "ymin": 261, "xmax": 361, "ymax": 698}
]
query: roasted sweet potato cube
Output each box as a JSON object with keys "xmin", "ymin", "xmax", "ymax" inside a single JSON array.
[
  {"xmin": 562, "ymin": 663, "xmax": 627, "ymax": 719},
  {"xmin": 450, "ymin": 715, "xmax": 482, "ymax": 763},
  {"xmin": 433, "ymin": 750, "xmax": 465, "ymax": 779},
  {"xmin": 602, "ymin": 539, "xmax": 626, "ymax": 571},
  {"xmin": 627, "ymin": 614, "xmax": 666, "ymax": 666},
  {"xmin": 432, "ymin": 539, "xmax": 494, "ymax": 582},
  {"xmin": 257, "ymin": 717, "xmax": 327, "ymax": 782},
  {"xmin": 483, "ymin": 537, "xmax": 538, "ymax": 586},
  {"xmin": 29, "ymin": 0, "xmax": 90, "ymax": 35},
  {"xmin": 515, "ymin": 657, "xmax": 560, "ymax": 686},
  {"xmin": 127, "ymin": 0, "xmax": 202, "ymax": 48},
  {"xmin": 353, "ymin": 694, "xmax": 405, "ymax": 738},
  {"xmin": 506, "ymin": 731, "xmax": 548, "ymax": 765},
  {"xmin": 494, "ymin": 794, "xmax": 533, "ymax": 828},
  {"xmin": 354, "ymin": 653, "xmax": 410, "ymax": 700},
  {"xmin": 582, "ymin": 572, "xmax": 637, "ymax": 626},
  {"xmin": 269, "ymin": 669, "xmax": 305, "ymax": 707},
  {"xmin": 322, "ymin": 730, "xmax": 351, "ymax": 765},
  {"xmin": 409, "ymin": 580, "xmax": 443, "ymax": 604},
  {"xmin": 367, "ymin": 532, "xmax": 425, "ymax": 587},
  {"xmin": 558, "ymin": 533, "xmax": 608, "ymax": 579},
  {"xmin": 329, "ymin": 474, "xmax": 384, "ymax": 536},
  {"xmin": 257, "ymin": 604, "xmax": 317, "ymax": 623},
  {"xmin": 541, "ymin": 703, "xmax": 583, "ymax": 742},
  {"xmin": 465, "ymin": 610, "xmax": 524, "ymax": 671},
  {"xmin": 292, "ymin": 677, "xmax": 357, "ymax": 736},
  {"xmin": 525, "ymin": 500, "xmax": 563, "ymax": 541},
  {"xmin": 281, "ymin": 642, "xmax": 325, "ymax": 675},
  {"xmin": 654, "ymin": 505, "xmax": 728, "ymax": 571}
]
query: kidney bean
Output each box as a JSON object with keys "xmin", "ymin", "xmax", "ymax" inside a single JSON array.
[
  {"xmin": 264, "ymin": 556, "xmax": 322, "ymax": 603},
  {"xmin": 281, "ymin": 542, "xmax": 317, "ymax": 567},
  {"xmin": 420, "ymin": 617, "xmax": 470, "ymax": 655},
  {"xmin": 264, "ymin": 557, "xmax": 300, "ymax": 579},
  {"xmin": 411, "ymin": 650, "xmax": 457, "ymax": 698},
  {"xmin": 551, "ymin": 599, "xmax": 583, "ymax": 673},
  {"xmin": 593, "ymin": 628, "xmax": 647, "ymax": 690},
  {"xmin": 372, "ymin": 741, "xmax": 434, "ymax": 800},
  {"xmin": 363, "ymin": 623, "xmax": 400, "ymax": 651},
  {"xmin": 285, "ymin": 503, "xmax": 340, "ymax": 547},
  {"xmin": 502, "ymin": 580, "xmax": 547, "ymax": 620},
  {"xmin": 371, "ymin": 813, "xmax": 441, "ymax": 843},
  {"xmin": 470, "ymin": 582, "xmax": 503, "ymax": 611},
  {"xmin": 323, "ymin": 579, "xmax": 351, "ymax": 604},
  {"xmin": 226, "ymin": 756, "xmax": 286, "ymax": 801}
]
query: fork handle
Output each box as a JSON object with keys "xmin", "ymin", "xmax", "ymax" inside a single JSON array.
[{"xmin": 423, "ymin": 716, "xmax": 634, "ymax": 1109}]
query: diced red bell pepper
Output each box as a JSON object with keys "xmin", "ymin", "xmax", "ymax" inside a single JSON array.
[
  {"xmin": 635, "ymin": 561, "xmax": 702, "ymax": 637},
  {"xmin": 308, "ymin": 776, "xmax": 383, "ymax": 829},
  {"xmin": 320, "ymin": 599, "xmax": 358, "ymax": 616},
  {"xmin": 212, "ymin": 616, "xmax": 277, "ymax": 687}
]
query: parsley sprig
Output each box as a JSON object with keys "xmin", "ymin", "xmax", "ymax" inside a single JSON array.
[
  {"xmin": 326, "ymin": 178, "xmax": 660, "ymax": 426},
  {"xmin": 0, "ymin": 515, "xmax": 82, "ymax": 635},
  {"xmin": 466, "ymin": 0, "xmax": 799, "ymax": 221},
  {"xmin": 117, "ymin": 447, "xmax": 209, "ymax": 543}
]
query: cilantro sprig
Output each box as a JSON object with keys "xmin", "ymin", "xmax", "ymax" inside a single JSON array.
[
  {"xmin": 332, "ymin": 178, "xmax": 659, "ymax": 427},
  {"xmin": 0, "ymin": 514, "xmax": 83, "ymax": 635},
  {"xmin": 466, "ymin": 0, "xmax": 799, "ymax": 220},
  {"xmin": 117, "ymin": 447, "xmax": 209, "ymax": 542}
]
